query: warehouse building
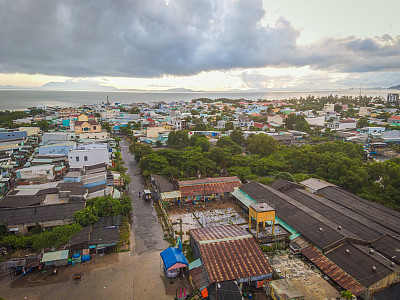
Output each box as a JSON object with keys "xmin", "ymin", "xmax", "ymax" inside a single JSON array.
[{"xmin": 232, "ymin": 179, "xmax": 400, "ymax": 299}]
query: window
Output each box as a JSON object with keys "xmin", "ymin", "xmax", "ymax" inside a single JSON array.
[
  {"xmin": 76, "ymin": 156, "xmax": 79, "ymax": 162},
  {"xmin": 93, "ymin": 126, "xmax": 97, "ymax": 130},
  {"xmin": 84, "ymin": 156, "xmax": 88, "ymax": 161}
]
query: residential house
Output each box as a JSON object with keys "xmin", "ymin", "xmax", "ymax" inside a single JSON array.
[
  {"xmin": 238, "ymin": 115, "xmax": 254, "ymax": 128},
  {"xmin": 68, "ymin": 145, "xmax": 110, "ymax": 169},
  {"xmin": 359, "ymin": 127, "xmax": 386, "ymax": 135},
  {"xmin": 170, "ymin": 117, "xmax": 187, "ymax": 130},
  {"xmin": 58, "ymin": 108, "xmax": 79, "ymax": 118},
  {"xmin": 324, "ymin": 111, "xmax": 340, "ymax": 121},
  {"xmin": 268, "ymin": 115, "xmax": 285, "ymax": 126},
  {"xmin": 388, "ymin": 116, "xmax": 400, "ymax": 126},
  {"xmin": 72, "ymin": 120, "xmax": 102, "ymax": 134},
  {"xmin": 327, "ymin": 119, "xmax": 357, "ymax": 130}
]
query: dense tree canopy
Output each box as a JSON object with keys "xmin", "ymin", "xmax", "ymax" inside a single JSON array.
[{"xmin": 248, "ymin": 134, "xmax": 278, "ymax": 157}]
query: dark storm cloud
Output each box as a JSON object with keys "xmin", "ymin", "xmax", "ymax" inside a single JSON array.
[{"xmin": 0, "ymin": 0, "xmax": 399, "ymax": 78}]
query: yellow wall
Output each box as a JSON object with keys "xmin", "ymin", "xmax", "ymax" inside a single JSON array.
[
  {"xmin": 78, "ymin": 114, "xmax": 89, "ymax": 121},
  {"xmin": 74, "ymin": 121, "xmax": 102, "ymax": 134}
]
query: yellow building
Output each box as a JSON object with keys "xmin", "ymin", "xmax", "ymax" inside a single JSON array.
[
  {"xmin": 73, "ymin": 120, "xmax": 102, "ymax": 134},
  {"xmin": 249, "ymin": 203, "xmax": 275, "ymax": 240}
]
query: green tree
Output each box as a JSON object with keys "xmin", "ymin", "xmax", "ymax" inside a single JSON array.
[
  {"xmin": 230, "ymin": 128, "xmax": 245, "ymax": 145},
  {"xmin": 167, "ymin": 130, "xmax": 190, "ymax": 149},
  {"xmin": 74, "ymin": 207, "xmax": 99, "ymax": 226},
  {"xmin": 139, "ymin": 153, "xmax": 169, "ymax": 174},
  {"xmin": 225, "ymin": 121, "xmax": 234, "ymax": 130},
  {"xmin": 248, "ymin": 134, "xmax": 278, "ymax": 157},
  {"xmin": 129, "ymin": 142, "xmax": 153, "ymax": 162},
  {"xmin": 357, "ymin": 117, "xmax": 369, "ymax": 128},
  {"xmin": 190, "ymin": 134, "xmax": 210, "ymax": 152}
]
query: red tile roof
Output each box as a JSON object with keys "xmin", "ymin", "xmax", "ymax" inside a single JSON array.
[
  {"xmin": 389, "ymin": 116, "xmax": 400, "ymax": 120},
  {"xmin": 198, "ymin": 236, "xmax": 272, "ymax": 283},
  {"xmin": 178, "ymin": 177, "xmax": 242, "ymax": 197}
]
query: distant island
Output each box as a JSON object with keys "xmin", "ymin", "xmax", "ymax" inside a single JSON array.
[{"xmin": 389, "ymin": 84, "xmax": 400, "ymax": 90}]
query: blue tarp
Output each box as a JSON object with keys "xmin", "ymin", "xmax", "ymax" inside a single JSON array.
[{"xmin": 160, "ymin": 247, "xmax": 188, "ymax": 271}]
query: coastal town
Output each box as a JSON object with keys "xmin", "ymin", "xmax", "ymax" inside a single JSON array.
[{"xmin": 0, "ymin": 92, "xmax": 399, "ymax": 300}]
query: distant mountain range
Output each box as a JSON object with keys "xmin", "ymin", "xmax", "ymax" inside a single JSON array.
[
  {"xmin": 389, "ymin": 84, "xmax": 400, "ymax": 90},
  {"xmin": 41, "ymin": 81, "xmax": 118, "ymax": 91}
]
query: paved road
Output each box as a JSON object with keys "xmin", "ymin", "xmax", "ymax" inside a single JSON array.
[{"xmin": 120, "ymin": 139, "xmax": 168, "ymax": 255}]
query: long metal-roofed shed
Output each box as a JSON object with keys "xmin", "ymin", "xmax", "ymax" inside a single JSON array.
[
  {"xmin": 301, "ymin": 245, "xmax": 367, "ymax": 297},
  {"xmin": 190, "ymin": 225, "xmax": 273, "ymax": 284},
  {"xmin": 273, "ymin": 182, "xmax": 388, "ymax": 241},
  {"xmin": 371, "ymin": 235, "xmax": 400, "ymax": 265},
  {"xmin": 178, "ymin": 176, "xmax": 242, "ymax": 203},
  {"xmin": 316, "ymin": 185, "xmax": 400, "ymax": 236},
  {"xmin": 240, "ymin": 181, "xmax": 345, "ymax": 250},
  {"xmin": 0, "ymin": 202, "xmax": 85, "ymax": 235}
]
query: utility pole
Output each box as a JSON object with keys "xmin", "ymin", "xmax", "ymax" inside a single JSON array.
[{"xmin": 179, "ymin": 218, "xmax": 182, "ymax": 244}]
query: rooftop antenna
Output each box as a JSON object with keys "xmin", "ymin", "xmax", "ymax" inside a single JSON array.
[{"xmin": 106, "ymin": 96, "xmax": 110, "ymax": 106}]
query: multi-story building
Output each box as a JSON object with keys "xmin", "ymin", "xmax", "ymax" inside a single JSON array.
[{"xmin": 387, "ymin": 93, "xmax": 399, "ymax": 105}]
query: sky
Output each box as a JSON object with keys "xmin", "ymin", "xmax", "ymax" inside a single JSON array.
[{"xmin": 0, "ymin": 0, "xmax": 399, "ymax": 91}]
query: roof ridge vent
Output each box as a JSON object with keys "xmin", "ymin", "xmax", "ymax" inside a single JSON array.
[{"xmin": 369, "ymin": 249, "xmax": 374, "ymax": 255}]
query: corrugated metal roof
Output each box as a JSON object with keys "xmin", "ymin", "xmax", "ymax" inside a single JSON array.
[
  {"xmin": 178, "ymin": 176, "xmax": 241, "ymax": 186},
  {"xmin": 302, "ymin": 245, "xmax": 366, "ymax": 296},
  {"xmin": 179, "ymin": 180, "xmax": 242, "ymax": 197},
  {"xmin": 199, "ymin": 236, "xmax": 272, "ymax": 283},
  {"xmin": 191, "ymin": 225, "xmax": 249, "ymax": 242},
  {"xmin": 189, "ymin": 265, "xmax": 209, "ymax": 290}
]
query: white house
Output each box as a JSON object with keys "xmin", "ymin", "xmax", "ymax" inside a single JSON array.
[
  {"xmin": 170, "ymin": 117, "xmax": 187, "ymax": 130},
  {"xmin": 324, "ymin": 111, "xmax": 340, "ymax": 121},
  {"xmin": 327, "ymin": 119, "xmax": 357, "ymax": 130},
  {"xmin": 68, "ymin": 146, "xmax": 110, "ymax": 169},
  {"xmin": 359, "ymin": 127, "xmax": 386, "ymax": 135}
]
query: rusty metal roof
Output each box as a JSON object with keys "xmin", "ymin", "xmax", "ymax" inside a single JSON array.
[
  {"xmin": 189, "ymin": 265, "xmax": 209, "ymax": 289},
  {"xmin": 302, "ymin": 245, "xmax": 366, "ymax": 296},
  {"xmin": 191, "ymin": 225, "xmax": 250, "ymax": 242},
  {"xmin": 178, "ymin": 176, "xmax": 241, "ymax": 186},
  {"xmin": 199, "ymin": 236, "xmax": 272, "ymax": 283},
  {"xmin": 179, "ymin": 178, "xmax": 242, "ymax": 197}
]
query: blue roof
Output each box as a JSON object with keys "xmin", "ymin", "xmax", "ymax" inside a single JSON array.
[{"xmin": 160, "ymin": 247, "xmax": 188, "ymax": 270}]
